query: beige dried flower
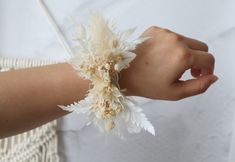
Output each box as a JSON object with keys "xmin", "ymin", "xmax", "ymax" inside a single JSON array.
[{"xmin": 59, "ymin": 13, "xmax": 155, "ymax": 137}]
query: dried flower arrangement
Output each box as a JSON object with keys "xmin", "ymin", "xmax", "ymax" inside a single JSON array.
[{"xmin": 59, "ymin": 13, "xmax": 155, "ymax": 137}]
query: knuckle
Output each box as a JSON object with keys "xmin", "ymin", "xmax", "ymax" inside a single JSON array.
[
  {"xmin": 203, "ymin": 43, "xmax": 209, "ymax": 52},
  {"xmin": 161, "ymin": 28, "xmax": 171, "ymax": 33},
  {"xmin": 208, "ymin": 53, "xmax": 215, "ymax": 65},
  {"xmin": 175, "ymin": 47, "xmax": 191, "ymax": 61},
  {"xmin": 167, "ymin": 32, "xmax": 182, "ymax": 42},
  {"xmin": 148, "ymin": 26, "xmax": 159, "ymax": 32}
]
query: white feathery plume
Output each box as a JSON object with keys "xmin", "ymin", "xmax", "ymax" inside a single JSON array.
[{"xmin": 59, "ymin": 13, "xmax": 155, "ymax": 137}]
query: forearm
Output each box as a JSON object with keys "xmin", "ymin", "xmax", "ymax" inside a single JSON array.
[
  {"xmin": 0, "ymin": 63, "xmax": 90, "ymax": 138},
  {"xmin": 0, "ymin": 26, "xmax": 217, "ymax": 138}
]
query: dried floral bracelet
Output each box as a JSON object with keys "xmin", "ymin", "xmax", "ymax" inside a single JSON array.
[{"xmin": 59, "ymin": 13, "xmax": 155, "ymax": 137}]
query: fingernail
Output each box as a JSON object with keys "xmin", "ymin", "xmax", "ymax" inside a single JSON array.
[{"xmin": 211, "ymin": 76, "xmax": 218, "ymax": 84}]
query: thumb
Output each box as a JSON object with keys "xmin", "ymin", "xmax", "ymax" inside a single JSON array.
[{"xmin": 174, "ymin": 75, "xmax": 218, "ymax": 99}]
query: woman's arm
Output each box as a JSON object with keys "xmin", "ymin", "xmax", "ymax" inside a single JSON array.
[
  {"xmin": 0, "ymin": 63, "xmax": 90, "ymax": 138},
  {"xmin": 0, "ymin": 26, "xmax": 217, "ymax": 138}
]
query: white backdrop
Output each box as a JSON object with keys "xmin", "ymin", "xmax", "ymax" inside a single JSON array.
[{"xmin": 1, "ymin": 0, "xmax": 235, "ymax": 162}]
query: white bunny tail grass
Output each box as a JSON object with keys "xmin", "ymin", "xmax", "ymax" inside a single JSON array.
[{"xmin": 59, "ymin": 13, "xmax": 155, "ymax": 137}]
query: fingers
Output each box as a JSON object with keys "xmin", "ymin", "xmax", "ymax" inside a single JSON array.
[
  {"xmin": 183, "ymin": 37, "xmax": 209, "ymax": 52},
  {"xmin": 172, "ymin": 48, "xmax": 216, "ymax": 100},
  {"xmin": 189, "ymin": 49, "xmax": 215, "ymax": 76},
  {"xmin": 173, "ymin": 75, "xmax": 218, "ymax": 100},
  {"xmin": 148, "ymin": 26, "xmax": 209, "ymax": 52},
  {"xmin": 190, "ymin": 68, "xmax": 201, "ymax": 77},
  {"xmin": 149, "ymin": 26, "xmax": 208, "ymax": 52},
  {"xmin": 182, "ymin": 36, "xmax": 214, "ymax": 77}
]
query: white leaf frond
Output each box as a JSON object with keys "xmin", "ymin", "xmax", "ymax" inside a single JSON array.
[{"xmin": 59, "ymin": 13, "xmax": 155, "ymax": 138}]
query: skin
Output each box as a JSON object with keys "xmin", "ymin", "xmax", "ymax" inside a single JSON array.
[
  {"xmin": 0, "ymin": 26, "xmax": 217, "ymax": 138},
  {"xmin": 120, "ymin": 26, "xmax": 217, "ymax": 100}
]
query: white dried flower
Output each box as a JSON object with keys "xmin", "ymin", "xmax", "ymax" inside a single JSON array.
[{"xmin": 59, "ymin": 13, "xmax": 155, "ymax": 137}]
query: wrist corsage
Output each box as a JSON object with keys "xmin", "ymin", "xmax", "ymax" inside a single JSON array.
[{"xmin": 59, "ymin": 13, "xmax": 155, "ymax": 137}]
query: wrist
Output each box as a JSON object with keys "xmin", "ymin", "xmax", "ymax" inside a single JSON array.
[{"xmin": 119, "ymin": 68, "xmax": 135, "ymax": 96}]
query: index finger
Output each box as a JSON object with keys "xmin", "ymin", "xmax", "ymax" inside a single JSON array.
[
  {"xmin": 190, "ymin": 49, "xmax": 215, "ymax": 75},
  {"xmin": 183, "ymin": 37, "xmax": 209, "ymax": 52}
]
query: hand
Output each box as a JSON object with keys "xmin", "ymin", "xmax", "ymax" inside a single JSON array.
[{"xmin": 119, "ymin": 26, "xmax": 218, "ymax": 100}]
